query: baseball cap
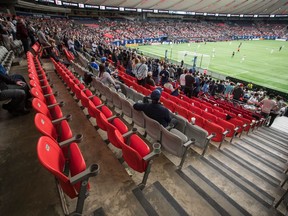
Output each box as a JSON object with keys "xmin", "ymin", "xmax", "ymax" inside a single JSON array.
[
  {"xmin": 151, "ymin": 89, "xmax": 162, "ymax": 101},
  {"xmin": 101, "ymin": 57, "xmax": 107, "ymax": 63}
]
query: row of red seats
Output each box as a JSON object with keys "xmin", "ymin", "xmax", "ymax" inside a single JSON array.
[
  {"xmin": 51, "ymin": 58, "xmax": 159, "ymax": 189},
  {"xmin": 116, "ymin": 70, "xmax": 246, "ymax": 144},
  {"xmin": 63, "ymin": 48, "xmax": 75, "ymax": 62},
  {"xmin": 27, "ymin": 50, "xmax": 98, "ymax": 215}
]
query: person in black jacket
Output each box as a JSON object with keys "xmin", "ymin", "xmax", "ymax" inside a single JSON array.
[
  {"xmin": 133, "ymin": 89, "xmax": 174, "ymax": 127},
  {"xmin": 0, "ymin": 65, "xmax": 30, "ymax": 115}
]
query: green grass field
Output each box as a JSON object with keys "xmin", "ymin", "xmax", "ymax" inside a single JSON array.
[{"xmin": 137, "ymin": 40, "xmax": 288, "ymax": 93}]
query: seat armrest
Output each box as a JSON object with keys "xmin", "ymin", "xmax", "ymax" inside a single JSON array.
[
  {"xmin": 59, "ymin": 134, "xmax": 83, "ymax": 147},
  {"xmin": 223, "ymin": 130, "xmax": 230, "ymax": 136},
  {"xmin": 47, "ymin": 101, "xmax": 64, "ymax": 108},
  {"xmin": 44, "ymin": 91, "xmax": 58, "ymax": 98},
  {"xmin": 107, "ymin": 113, "xmax": 121, "ymax": 122},
  {"xmin": 143, "ymin": 152, "xmax": 158, "ymax": 161},
  {"xmin": 122, "ymin": 128, "xmax": 137, "ymax": 138},
  {"xmin": 183, "ymin": 138, "xmax": 196, "ymax": 148},
  {"xmin": 70, "ymin": 164, "xmax": 99, "ymax": 185},
  {"xmin": 96, "ymin": 103, "xmax": 105, "ymax": 109},
  {"xmin": 234, "ymin": 126, "xmax": 240, "ymax": 132},
  {"xmin": 207, "ymin": 133, "xmax": 216, "ymax": 140},
  {"xmin": 51, "ymin": 114, "xmax": 72, "ymax": 124}
]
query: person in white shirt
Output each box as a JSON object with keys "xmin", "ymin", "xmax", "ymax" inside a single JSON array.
[{"xmin": 179, "ymin": 69, "xmax": 187, "ymax": 91}]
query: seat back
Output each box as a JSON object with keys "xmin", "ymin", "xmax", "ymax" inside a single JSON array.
[
  {"xmin": 111, "ymin": 91, "xmax": 122, "ymax": 109},
  {"xmin": 143, "ymin": 113, "xmax": 162, "ymax": 141},
  {"xmin": 202, "ymin": 111, "xmax": 217, "ymax": 123},
  {"xmin": 120, "ymin": 97, "xmax": 133, "ymax": 118},
  {"xmin": 132, "ymin": 109, "xmax": 145, "ymax": 128},
  {"xmin": 160, "ymin": 126, "xmax": 185, "ymax": 157},
  {"xmin": 216, "ymin": 118, "xmax": 236, "ymax": 137},
  {"xmin": 37, "ymin": 136, "xmax": 80, "ymax": 198},
  {"xmin": 203, "ymin": 120, "xmax": 225, "ymax": 142},
  {"xmin": 170, "ymin": 112, "xmax": 187, "ymax": 133},
  {"xmin": 34, "ymin": 113, "xmax": 58, "ymax": 140},
  {"xmin": 117, "ymin": 133, "xmax": 150, "ymax": 173},
  {"xmin": 32, "ymin": 98, "xmax": 54, "ymax": 119},
  {"xmin": 184, "ymin": 123, "xmax": 209, "ymax": 149}
]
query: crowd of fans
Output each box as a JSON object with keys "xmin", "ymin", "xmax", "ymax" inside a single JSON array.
[{"xmin": 0, "ymin": 14, "xmax": 287, "ymax": 122}]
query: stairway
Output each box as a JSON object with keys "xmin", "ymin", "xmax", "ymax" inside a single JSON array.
[{"xmin": 131, "ymin": 118, "xmax": 288, "ymax": 216}]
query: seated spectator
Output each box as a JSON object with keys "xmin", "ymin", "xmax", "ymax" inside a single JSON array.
[
  {"xmin": 90, "ymin": 57, "xmax": 99, "ymax": 70},
  {"xmin": 0, "ymin": 65, "xmax": 30, "ymax": 115},
  {"xmin": 133, "ymin": 89, "xmax": 177, "ymax": 128},
  {"xmin": 247, "ymin": 93, "xmax": 259, "ymax": 106},
  {"xmin": 145, "ymin": 72, "xmax": 155, "ymax": 87},
  {"xmin": 97, "ymin": 64, "xmax": 117, "ymax": 88},
  {"xmin": 163, "ymin": 78, "xmax": 175, "ymax": 92}
]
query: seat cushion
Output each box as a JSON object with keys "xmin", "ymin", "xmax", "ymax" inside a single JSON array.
[{"xmin": 170, "ymin": 128, "xmax": 188, "ymax": 143}]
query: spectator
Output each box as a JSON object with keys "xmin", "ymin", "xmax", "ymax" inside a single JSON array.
[
  {"xmin": 232, "ymin": 83, "xmax": 244, "ymax": 101},
  {"xmin": 133, "ymin": 89, "xmax": 177, "ymax": 127},
  {"xmin": 159, "ymin": 64, "xmax": 169, "ymax": 86},
  {"xmin": 267, "ymin": 96, "xmax": 283, "ymax": 127},
  {"xmin": 145, "ymin": 72, "xmax": 155, "ymax": 87},
  {"xmin": 184, "ymin": 71, "xmax": 194, "ymax": 98},
  {"xmin": 259, "ymin": 94, "xmax": 277, "ymax": 119},
  {"xmin": 134, "ymin": 57, "xmax": 148, "ymax": 86},
  {"xmin": 151, "ymin": 59, "xmax": 161, "ymax": 85},
  {"xmin": 0, "ymin": 65, "xmax": 30, "ymax": 115}
]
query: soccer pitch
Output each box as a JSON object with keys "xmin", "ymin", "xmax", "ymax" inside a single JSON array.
[{"xmin": 137, "ymin": 40, "xmax": 288, "ymax": 93}]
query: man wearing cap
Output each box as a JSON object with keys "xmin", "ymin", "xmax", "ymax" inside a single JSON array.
[{"xmin": 133, "ymin": 89, "xmax": 176, "ymax": 128}]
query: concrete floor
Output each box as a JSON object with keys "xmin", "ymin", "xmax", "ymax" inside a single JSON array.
[{"xmin": 1, "ymin": 58, "xmax": 288, "ymax": 216}]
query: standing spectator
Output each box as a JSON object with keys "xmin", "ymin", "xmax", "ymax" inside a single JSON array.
[
  {"xmin": 6, "ymin": 17, "xmax": 16, "ymax": 40},
  {"xmin": 151, "ymin": 59, "xmax": 161, "ymax": 85},
  {"xmin": 159, "ymin": 64, "xmax": 169, "ymax": 86},
  {"xmin": 0, "ymin": 19, "xmax": 12, "ymax": 50},
  {"xmin": 184, "ymin": 71, "xmax": 194, "ymax": 98},
  {"xmin": 259, "ymin": 94, "xmax": 276, "ymax": 119},
  {"xmin": 232, "ymin": 83, "xmax": 244, "ymax": 101},
  {"xmin": 16, "ymin": 18, "xmax": 29, "ymax": 53},
  {"xmin": 267, "ymin": 96, "xmax": 283, "ymax": 127},
  {"xmin": 134, "ymin": 57, "xmax": 148, "ymax": 86},
  {"xmin": 179, "ymin": 69, "xmax": 187, "ymax": 91}
]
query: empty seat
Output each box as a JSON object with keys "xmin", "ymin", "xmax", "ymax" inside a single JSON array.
[
  {"xmin": 115, "ymin": 131, "xmax": 158, "ymax": 189},
  {"xmin": 143, "ymin": 113, "xmax": 162, "ymax": 142},
  {"xmin": 160, "ymin": 125, "xmax": 195, "ymax": 169},
  {"xmin": 184, "ymin": 123, "xmax": 212, "ymax": 156},
  {"xmin": 37, "ymin": 136, "xmax": 99, "ymax": 215}
]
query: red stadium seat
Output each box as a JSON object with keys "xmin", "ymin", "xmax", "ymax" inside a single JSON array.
[{"xmin": 37, "ymin": 136, "xmax": 99, "ymax": 215}]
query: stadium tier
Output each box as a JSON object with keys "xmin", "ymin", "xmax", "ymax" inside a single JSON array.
[{"xmin": 1, "ymin": 1, "xmax": 288, "ymax": 215}]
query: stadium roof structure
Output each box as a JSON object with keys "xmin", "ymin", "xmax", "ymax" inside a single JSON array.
[{"xmin": 67, "ymin": 0, "xmax": 288, "ymax": 15}]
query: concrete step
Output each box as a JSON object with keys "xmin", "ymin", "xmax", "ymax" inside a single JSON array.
[
  {"xmin": 210, "ymin": 150, "xmax": 285, "ymax": 200},
  {"xmin": 226, "ymin": 144, "xmax": 287, "ymax": 182},
  {"xmin": 260, "ymin": 126, "xmax": 288, "ymax": 140},
  {"xmin": 138, "ymin": 181, "xmax": 189, "ymax": 216},
  {"xmin": 235, "ymin": 139, "xmax": 287, "ymax": 171},
  {"xmin": 184, "ymin": 157, "xmax": 276, "ymax": 215},
  {"xmin": 243, "ymin": 135, "xmax": 288, "ymax": 158},
  {"xmin": 252, "ymin": 130, "xmax": 288, "ymax": 149},
  {"xmin": 252, "ymin": 130, "xmax": 288, "ymax": 150},
  {"xmin": 179, "ymin": 165, "xmax": 251, "ymax": 216}
]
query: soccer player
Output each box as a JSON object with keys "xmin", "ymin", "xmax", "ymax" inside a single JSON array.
[
  {"xmin": 279, "ymin": 45, "xmax": 283, "ymax": 51},
  {"xmin": 231, "ymin": 51, "xmax": 235, "ymax": 58}
]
